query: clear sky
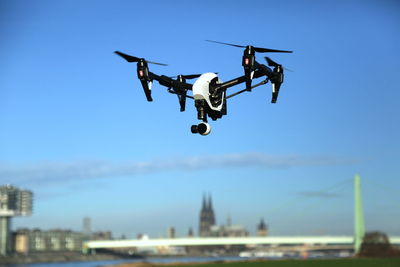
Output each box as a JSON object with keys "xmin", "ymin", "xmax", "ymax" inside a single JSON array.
[{"xmin": 0, "ymin": 0, "xmax": 399, "ymax": 238}]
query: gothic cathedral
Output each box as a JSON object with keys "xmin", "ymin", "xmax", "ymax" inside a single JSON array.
[{"xmin": 199, "ymin": 194, "xmax": 216, "ymax": 237}]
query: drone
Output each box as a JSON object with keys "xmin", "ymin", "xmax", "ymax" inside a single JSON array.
[{"xmin": 115, "ymin": 40, "xmax": 292, "ymax": 135}]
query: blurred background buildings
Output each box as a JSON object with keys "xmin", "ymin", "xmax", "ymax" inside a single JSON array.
[
  {"xmin": 2, "ymin": 186, "xmax": 265, "ymax": 256},
  {"xmin": 0, "ymin": 185, "xmax": 33, "ymax": 256}
]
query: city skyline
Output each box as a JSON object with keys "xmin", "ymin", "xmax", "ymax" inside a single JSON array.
[
  {"xmin": 1, "ymin": 0, "xmax": 399, "ymax": 238},
  {"xmin": 6, "ymin": 174, "xmax": 398, "ymax": 239},
  {"xmin": 9, "ymin": 189, "xmax": 268, "ymax": 238}
]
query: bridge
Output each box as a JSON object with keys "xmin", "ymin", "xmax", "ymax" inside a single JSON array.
[
  {"xmin": 85, "ymin": 236, "xmax": 400, "ymax": 249},
  {"xmin": 84, "ymin": 175, "xmax": 400, "ymax": 253}
]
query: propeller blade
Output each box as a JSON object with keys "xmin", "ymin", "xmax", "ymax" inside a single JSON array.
[
  {"xmin": 265, "ymin": 57, "xmax": 293, "ymax": 72},
  {"xmin": 114, "ymin": 51, "xmax": 141, "ymax": 62},
  {"xmin": 115, "ymin": 51, "xmax": 167, "ymax": 66},
  {"xmin": 265, "ymin": 57, "xmax": 278, "ymax": 67},
  {"xmin": 147, "ymin": 60, "xmax": 168, "ymax": 66},
  {"xmin": 254, "ymin": 47, "xmax": 292, "ymax": 53},
  {"xmin": 205, "ymin": 40, "xmax": 245, "ymax": 48},
  {"xmin": 206, "ymin": 40, "xmax": 292, "ymax": 53}
]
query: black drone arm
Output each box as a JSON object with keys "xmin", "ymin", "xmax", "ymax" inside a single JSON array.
[
  {"xmin": 215, "ymin": 62, "xmax": 273, "ymax": 91},
  {"xmin": 216, "ymin": 70, "xmax": 263, "ymax": 91},
  {"xmin": 213, "ymin": 62, "xmax": 278, "ymax": 100},
  {"xmin": 148, "ymin": 72, "xmax": 195, "ymax": 112},
  {"xmin": 148, "ymin": 72, "xmax": 193, "ymax": 91},
  {"xmin": 226, "ymin": 79, "xmax": 269, "ymax": 99}
]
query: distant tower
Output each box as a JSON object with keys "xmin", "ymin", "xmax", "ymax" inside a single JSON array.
[
  {"xmin": 199, "ymin": 194, "xmax": 209, "ymax": 236},
  {"xmin": 167, "ymin": 227, "xmax": 175, "ymax": 238},
  {"xmin": 0, "ymin": 185, "xmax": 33, "ymax": 256},
  {"xmin": 83, "ymin": 217, "xmax": 91, "ymax": 237},
  {"xmin": 257, "ymin": 218, "xmax": 268, "ymax": 236},
  {"xmin": 199, "ymin": 193, "xmax": 216, "ymax": 237},
  {"xmin": 208, "ymin": 194, "xmax": 216, "ymax": 226},
  {"xmin": 188, "ymin": 227, "xmax": 193, "ymax": 237},
  {"xmin": 227, "ymin": 214, "xmax": 232, "ymax": 226}
]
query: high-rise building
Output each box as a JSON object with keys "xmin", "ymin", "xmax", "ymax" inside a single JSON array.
[
  {"xmin": 199, "ymin": 194, "xmax": 216, "ymax": 237},
  {"xmin": 187, "ymin": 227, "xmax": 193, "ymax": 237},
  {"xmin": 82, "ymin": 217, "xmax": 91, "ymax": 237},
  {"xmin": 18, "ymin": 190, "xmax": 33, "ymax": 216},
  {"xmin": 0, "ymin": 185, "xmax": 33, "ymax": 217},
  {"xmin": 0, "ymin": 185, "xmax": 33, "ymax": 256},
  {"xmin": 167, "ymin": 227, "xmax": 175, "ymax": 239}
]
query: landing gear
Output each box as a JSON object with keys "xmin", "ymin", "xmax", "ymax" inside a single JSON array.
[{"xmin": 191, "ymin": 122, "xmax": 211, "ymax": 136}]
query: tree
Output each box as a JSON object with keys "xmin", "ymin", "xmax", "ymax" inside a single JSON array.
[{"xmin": 358, "ymin": 231, "xmax": 400, "ymax": 257}]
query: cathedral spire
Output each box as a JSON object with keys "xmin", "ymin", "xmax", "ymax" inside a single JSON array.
[
  {"xmin": 202, "ymin": 193, "xmax": 207, "ymax": 211},
  {"xmin": 208, "ymin": 193, "xmax": 216, "ymax": 225},
  {"xmin": 199, "ymin": 193, "xmax": 216, "ymax": 236},
  {"xmin": 208, "ymin": 193, "xmax": 213, "ymax": 211}
]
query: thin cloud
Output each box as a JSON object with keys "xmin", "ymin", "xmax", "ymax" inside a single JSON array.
[{"xmin": 0, "ymin": 152, "xmax": 355, "ymax": 186}]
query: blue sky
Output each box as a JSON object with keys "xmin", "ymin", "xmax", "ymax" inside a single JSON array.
[{"xmin": 0, "ymin": 0, "xmax": 399, "ymax": 238}]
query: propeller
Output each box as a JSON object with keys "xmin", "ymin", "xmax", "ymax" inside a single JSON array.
[
  {"xmin": 205, "ymin": 40, "xmax": 293, "ymax": 53},
  {"xmin": 265, "ymin": 57, "xmax": 280, "ymax": 67},
  {"xmin": 114, "ymin": 51, "xmax": 168, "ymax": 66},
  {"xmin": 206, "ymin": 40, "xmax": 291, "ymax": 91},
  {"xmin": 265, "ymin": 57, "xmax": 293, "ymax": 72},
  {"xmin": 115, "ymin": 51, "xmax": 167, "ymax": 102}
]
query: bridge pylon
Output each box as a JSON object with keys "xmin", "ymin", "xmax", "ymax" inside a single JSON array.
[{"xmin": 354, "ymin": 174, "xmax": 365, "ymax": 254}]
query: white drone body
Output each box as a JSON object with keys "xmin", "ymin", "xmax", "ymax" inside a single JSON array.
[{"xmin": 192, "ymin": 72, "xmax": 224, "ymax": 112}]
